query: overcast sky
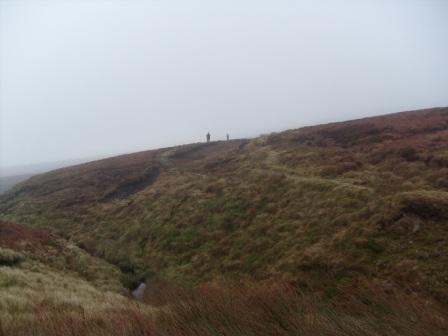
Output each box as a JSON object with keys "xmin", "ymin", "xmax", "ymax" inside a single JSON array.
[{"xmin": 1, "ymin": 0, "xmax": 448, "ymax": 172}]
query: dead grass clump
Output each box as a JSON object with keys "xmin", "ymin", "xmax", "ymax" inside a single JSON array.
[
  {"xmin": 0, "ymin": 248, "xmax": 24, "ymax": 267},
  {"xmin": 398, "ymin": 190, "xmax": 448, "ymax": 220}
]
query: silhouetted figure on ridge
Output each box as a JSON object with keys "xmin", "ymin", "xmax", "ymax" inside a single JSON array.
[
  {"xmin": 206, "ymin": 132, "xmax": 211, "ymax": 143},
  {"xmin": 226, "ymin": 133, "xmax": 230, "ymax": 141}
]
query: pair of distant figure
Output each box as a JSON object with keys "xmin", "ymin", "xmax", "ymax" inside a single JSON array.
[{"xmin": 206, "ymin": 133, "xmax": 229, "ymax": 143}]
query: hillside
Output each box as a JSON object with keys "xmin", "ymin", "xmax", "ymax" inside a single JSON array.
[
  {"xmin": 2, "ymin": 107, "xmax": 448, "ymax": 304},
  {"xmin": 0, "ymin": 174, "xmax": 33, "ymax": 194}
]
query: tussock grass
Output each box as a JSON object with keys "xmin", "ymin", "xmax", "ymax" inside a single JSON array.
[
  {"xmin": 0, "ymin": 248, "xmax": 24, "ymax": 266},
  {"xmin": 0, "ymin": 259, "xmax": 155, "ymax": 336},
  {"xmin": 152, "ymin": 280, "xmax": 448, "ymax": 336},
  {"xmin": 0, "ymin": 262, "xmax": 130, "ymax": 314},
  {"xmin": 1, "ymin": 279, "xmax": 447, "ymax": 336}
]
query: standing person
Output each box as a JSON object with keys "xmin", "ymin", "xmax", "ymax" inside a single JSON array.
[
  {"xmin": 226, "ymin": 133, "xmax": 230, "ymax": 141},
  {"xmin": 206, "ymin": 132, "xmax": 211, "ymax": 143}
]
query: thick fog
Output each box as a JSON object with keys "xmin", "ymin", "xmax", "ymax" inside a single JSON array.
[{"xmin": 1, "ymin": 0, "xmax": 448, "ymax": 173}]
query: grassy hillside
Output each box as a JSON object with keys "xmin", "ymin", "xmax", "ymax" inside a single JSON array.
[
  {"xmin": 0, "ymin": 220, "xmax": 157, "ymax": 334},
  {"xmin": 2, "ymin": 107, "xmax": 448, "ymax": 304},
  {"xmin": 1, "ymin": 219, "xmax": 447, "ymax": 336},
  {"xmin": 0, "ymin": 174, "xmax": 33, "ymax": 194}
]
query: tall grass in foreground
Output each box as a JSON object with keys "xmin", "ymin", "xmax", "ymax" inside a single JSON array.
[
  {"xmin": 151, "ymin": 280, "xmax": 448, "ymax": 336},
  {"xmin": 1, "ymin": 280, "xmax": 448, "ymax": 336},
  {"xmin": 0, "ymin": 306, "xmax": 155, "ymax": 336}
]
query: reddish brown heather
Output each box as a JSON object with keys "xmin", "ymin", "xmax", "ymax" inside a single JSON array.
[
  {"xmin": 0, "ymin": 220, "xmax": 56, "ymax": 254},
  {"xmin": 280, "ymin": 107, "xmax": 448, "ymax": 147}
]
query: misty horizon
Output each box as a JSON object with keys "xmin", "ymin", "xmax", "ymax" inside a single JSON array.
[
  {"xmin": 1, "ymin": 0, "xmax": 448, "ymax": 170},
  {"xmin": 0, "ymin": 105, "xmax": 447, "ymax": 175}
]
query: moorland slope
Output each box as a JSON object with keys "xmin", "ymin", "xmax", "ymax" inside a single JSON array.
[{"xmin": 2, "ymin": 107, "xmax": 448, "ymax": 303}]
